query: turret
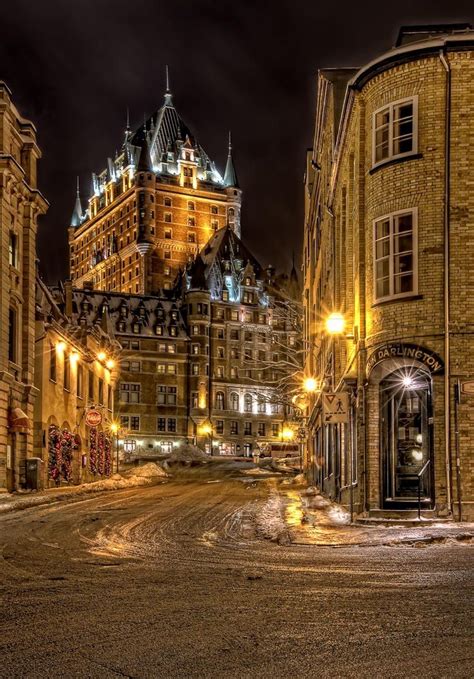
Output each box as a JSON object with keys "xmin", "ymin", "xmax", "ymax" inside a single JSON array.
[{"xmin": 70, "ymin": 177, "xmax": 83, "ymax": 227}]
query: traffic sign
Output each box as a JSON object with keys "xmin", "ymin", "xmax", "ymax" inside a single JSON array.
[{"xmin": 322, "ymin": 392, "xmax": 349, "ymax": 424}]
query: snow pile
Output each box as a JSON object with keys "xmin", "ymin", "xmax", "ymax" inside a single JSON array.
[
  {"xmin": 166, "ymin": 444, "xmax": 209, "ymax": 463},
  {"xmin": 255, "ymin": 492, "xmax": 290, "ymax": 544},
  {"xmin": 325, "ymin": 504, "xmax": 351, "ymax": 525},
  {"xmin": 123, "ymin": 462, "xmax": 168, "ymax": 479},
  {"xmin": 306, "ymin": 493, "xmax": 331, "ymax": 509}
]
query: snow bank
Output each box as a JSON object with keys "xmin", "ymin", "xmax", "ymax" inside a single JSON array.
[
  {"xmin": 166, "ymin": 444, "xmax": 209, "ymax": 463},
  {"xmin": 123, "ymin": 462, "xmax": 168, "ymax": 479},
  {"xmin": 255, "ymin": 492, "xmax": 290, "ymax": 544}
]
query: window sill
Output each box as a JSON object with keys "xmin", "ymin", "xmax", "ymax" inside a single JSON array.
[
  {"xmin": 372, "ymin": 294, "xmax": 423, "ymax": 308},
  {"xmin": 369, "ymin": 152, "xmax": 422, "ymax": 175}
]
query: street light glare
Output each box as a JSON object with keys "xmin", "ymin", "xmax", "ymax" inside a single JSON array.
[
  {"xmin": 110, "ymin": 422, "xmax": 119, "ymax": 433},
  {"xmin": 282, "ymin": 427, "xmax": 294, "ymax": 441},
  {"xmin": 97, "ymin": 351, "xmax": 107, "ymax": 361},
  {"xmin": 326, "ymin": 312, "xmax": 345, "ymax": 335},
  {"xmin": 303, "ymin": 377, "xmax": 318, "ymax": 393},
  {"xmin": 106, "ymin": 359, "xmax": 115, "ymax": 369}
]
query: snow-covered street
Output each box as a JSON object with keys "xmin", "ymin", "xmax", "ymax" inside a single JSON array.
[{"xmin": 0, "ymin": 465, "xmax": 472, "ymax": 678}]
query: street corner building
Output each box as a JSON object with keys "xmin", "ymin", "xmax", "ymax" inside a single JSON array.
[
  {"xmin": 0, "ymin": 82, "xmax": 48, "ymax": 491},
  {"xmin": 64, "ymin": 81, "xmax": 301, "ymax": 460},
  {"xmin": 303, "ymin": 25, "xmax": 474, "ymax": 521}
]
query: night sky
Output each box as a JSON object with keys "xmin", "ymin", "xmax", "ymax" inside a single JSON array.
[{"xmin": 2, "ymin": 0, "xmax": 473, "ymax": 283}]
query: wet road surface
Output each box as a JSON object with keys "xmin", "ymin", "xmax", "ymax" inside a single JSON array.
[{"xmin": 1, "ymin": 470, "xmax": 473, "ymax": 678}]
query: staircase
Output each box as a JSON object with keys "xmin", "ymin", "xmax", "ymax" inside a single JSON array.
[{"xmin": 355, "ymin": 508, "xmax": 453, "ymax": 527}]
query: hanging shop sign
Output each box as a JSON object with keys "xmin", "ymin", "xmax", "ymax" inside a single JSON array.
[
  {"xmin": 85, "ymin": 409, "xmax": 102, "ymax": 427},
  {"xmin": 367, "ymin": 343, "xmax": 444, "ymax": 375},
  {"xmin": 322, "ymin": 392, "xmax": 349, "ymax": 424}
]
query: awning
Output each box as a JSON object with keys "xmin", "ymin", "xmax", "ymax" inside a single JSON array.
[{"xmin": 8, "ymin": 407, "xmax": 30, "ymax": 432}]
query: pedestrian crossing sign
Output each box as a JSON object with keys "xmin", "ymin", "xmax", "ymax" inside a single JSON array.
[{"xmin": 322, "ymin": 392, "xmax": 349, "ymax": 424}]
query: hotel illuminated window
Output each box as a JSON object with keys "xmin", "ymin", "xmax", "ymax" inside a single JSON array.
[
  {"xmin": 374, "ymin": 209, "xmax": 417, "ymax": 302},
  {"xmin": 215, "ymin": 391, "xmax": 225, "ymax": 410},
  {"xmin": 191, "ymin": 392, "xmax": 198, "ymax": 408},
  {"xmin": 192, "ymin": 364, "xmax": 199, "ymax": 376},
  {"xmin": 130, "ymin": 416, "xmax": 140, "ymax": 431},
  {"xmin": 167, "ymin": 418, "xmax": 176, "ymax": 432},
  {"xmin": 373, "ymin": 97, "xmax": 417, "ymax": 166}
]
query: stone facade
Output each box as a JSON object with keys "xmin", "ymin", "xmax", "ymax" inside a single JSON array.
[
  {"xmin": 68, "ymin": 87, "xmax": 241, "ymax": 296},
  {"xmin": 34, "ymin": 279, "xmax": 118, "ymax": 487},
  {"xmin": 56, "ymin": 227, "xmax": 300, "ymax": 460},
  {"xmin": 0, "ymin": 82, "xmax": 48, "ymax": 491},
  {"xmin": 303, "ymin": 26, "xmax": 474, "ymax": 519}
]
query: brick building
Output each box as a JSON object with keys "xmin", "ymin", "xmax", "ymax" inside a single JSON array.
[
  {"xmin": 303, "ymin": 25, "xmax": 474, "ymax": 520},
  {"xmin": 55, "ymin": 227, "xmax": 299, "ymax": 459},
  {"xmin": 0, "ymin": 82, "xmax": 48, "ymax": 491},
  {"xmin": 68, "ymin": 81, "xmax": 241, "ymax": 295},
  {"xmin": 34, "ymin": 278, "xmax": 118, "ymax": 487}
]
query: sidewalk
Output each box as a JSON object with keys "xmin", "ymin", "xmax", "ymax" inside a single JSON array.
[
  {"xmin": 0, "ymin": 463, "xmax": 168, "ymax": 515},
  {"xmin": 269, "ymin": 486, "xmax": 474, "ymax": 548}
]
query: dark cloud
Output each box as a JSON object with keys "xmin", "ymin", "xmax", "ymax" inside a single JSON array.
[{"xmin": 2, "ymin": 0, "xmax": 473, "ymax": 281}]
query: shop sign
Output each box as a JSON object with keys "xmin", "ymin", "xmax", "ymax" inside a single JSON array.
[
  {"xmin": 367, "ymin": 342, "xmax": 444, "ymax": 375},
  {"xmin": 85, "ymin": 409, "xmax": 102, "ymax": 427},
  {"xmin": 323, "ymin": 393, "xmax": 349, "ymax": 424},
  {"xmin": 461, "ymin": 380, "xmax": 474, "ymax": 395}
]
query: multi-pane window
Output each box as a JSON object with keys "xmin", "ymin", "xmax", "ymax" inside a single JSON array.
[
  {"xmin": 244, "ymin": 394, "xmax": 253, "ymax": 413},
  {"xmin": 158, "ymin": 417, "xmax": 176, "ymax": 432},
  {"xmin": 374, "ymin": 209, "xmax": 417, "ymax": 302},
  {"xmin": 165, "ymin": 228, "xmax": 172, "ymax": 239},
  {"xmin": 192, "ymin": 364, "xmax": 199, "ymax": 376},
  {"xmin": 230, "ymin": 392, "xmax": 239, "ymax": 411},
  {"xmin": 257, "ymin": 397, "xmax": 266, "ymax": 414},
  {"xmin": 215, "ymin": 391, "xmax": 225, "ymax": 410},
  {"xmin": 122, "ymin": 360, "xmax": 141, "ymax": 372},
  {"xmin": 272, "ymin": 423, "xmax": 280, "ymax": 437},
  {"xmin": 120, "ymin": 383, "xmax": 140, "ymax": 403},
  {"xmin": 258, "ymin": 422, "xmax": 266, "ymax": 436},
  {"xmin": 230, "ymin": 420, "xmax": 238, "ymax": 435},
  {"xmin": 215, "ymin": 420, "xmax": 224, "ymax": 435},
  {"xmin": 244, "ymin": 421, "xmax": 252, "ymax": 436},
  {"xmin": 130, "ymin": 416, "xmax": 140, "ymax": 431},
  {"xmin": 373, "ymin": 97, "xmax": 417, "ymax": 166},
  {"xmin": 157, "ymin": 385, "xmax": 177, "ymax": 405}
]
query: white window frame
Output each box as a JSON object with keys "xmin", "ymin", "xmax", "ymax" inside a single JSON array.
[
  {"xmin": 373, "ymin": 208, "xmax": 418, "ymax": 303},
  {"xmin": 372, "ymin": 96, "xmax": 418, "ymax": 168}
]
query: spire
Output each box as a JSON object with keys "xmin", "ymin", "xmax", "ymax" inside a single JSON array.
[
  {"xmin": 137, "ymin": 135, "xmax": 153, "ymax": 172},
  {"xmin": 223, "ymin": 131, "xmax": 239, "ymax": 188},
  {"xmin": 70, "ymin": 176, "xmax": 83, "ymax": 227},
  {"xmin": 164, "ymin": 65, "xmax": 173, "ymax": 106}
]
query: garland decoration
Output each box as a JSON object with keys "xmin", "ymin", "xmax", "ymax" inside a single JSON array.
[
  {"xmin": 89, "ymin": 426, "xmax": 98, "ymax": 474},
  {"xmin": 48, "ymin": 425, "xmax": 77, "ymax": 484},
  {"xmin": 97, "ymin": 432, "xmax": 105, "ymax": 476},
  {"xmin": 104, "ymin": 434, "xmax": 112, "ymax": 476}
]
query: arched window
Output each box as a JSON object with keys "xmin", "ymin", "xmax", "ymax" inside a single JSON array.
[
  {"xmin": 244, "ymin": 394, "xmax": 253, "ymax": 413},
  {"xmin": 230, "ymin": 392, "xmax": 239, "ymax": 411},
  {"xmin": 215, "ymin": 391, "xmax": 225, "ymax": 410}
]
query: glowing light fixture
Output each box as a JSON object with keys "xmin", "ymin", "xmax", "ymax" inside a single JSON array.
[
  {"xmin": 97, "ymin": 351, "xmax": 107, "ymax": 362},
  {"xmin": 326, "ymin": 312, "xmax": 345, "ymax": 335},
  {"xmin": 303, "ymin": 377, "xmax": 318, "ymax": 393},
  {"xmin": 56, "ymin": 341, "xmax": 66, "ymax": 353},
  {"xmin": 199, "ymin": 423, "xmax": 212, "ymax": 436},
  {"xmin": 402, "ymin": 375, "xmax": 414, "ymax": 389},
  {"xmin": 282, "ymin": 427, "xmax": 294, "ymax": 441},
  {"xmin": 70, "ymin": 351, "xmax": 80, "ymax": 364},
  {"xmin": 106, "ymin": 359, "xmax": 115, "ymax": 370},
  {"xmin": 110, "ymin": 422, "xmax": 119, "ymax": 434}
]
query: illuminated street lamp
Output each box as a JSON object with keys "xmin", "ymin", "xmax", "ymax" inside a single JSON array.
[
  {"xmin": 198, "ymin": 422, "xmax": 213, "ymax": 455},
  {"xmin": 326, "ymin": 312, "xmax": 345, "ymax": 335},
  {"xmin": 303, "ymin": 376, "xmax": 318, "ymax": 393},
  {"xmin": 282, "ymin": 426, "xmax": 295, "ymax": 441},
  {"xmin": 106, "ymin": 358, "xmax": 115, "ymax": 370},
  {"xmin": 97, "ymin": 350, "xmax": 107, "ymax": 362}
]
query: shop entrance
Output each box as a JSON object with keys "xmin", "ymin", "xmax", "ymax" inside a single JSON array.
[{"xmin": 380, "ymin": 367, "xmax": 433, "ymax": 508}]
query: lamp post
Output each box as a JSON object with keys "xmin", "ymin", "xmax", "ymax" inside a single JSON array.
[
  {"xmin": 199, "ymin": 422, "xmax": 213, "ymax": 455},
  {"xmin": 324, "ymin": 311, "xmax": 355, "ymax": 523},
  {"xmin": 110, "ymin": 422, "xmax": 119, "ymax": 473}
]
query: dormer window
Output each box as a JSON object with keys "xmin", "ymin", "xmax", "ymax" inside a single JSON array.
[
  {"xmin": 155, "ymin": 324, "xmax": 163, "ymax": 336},
  {"xmin": 245, "ymin": 277, "xmax": 252, "ymax": 286}
]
